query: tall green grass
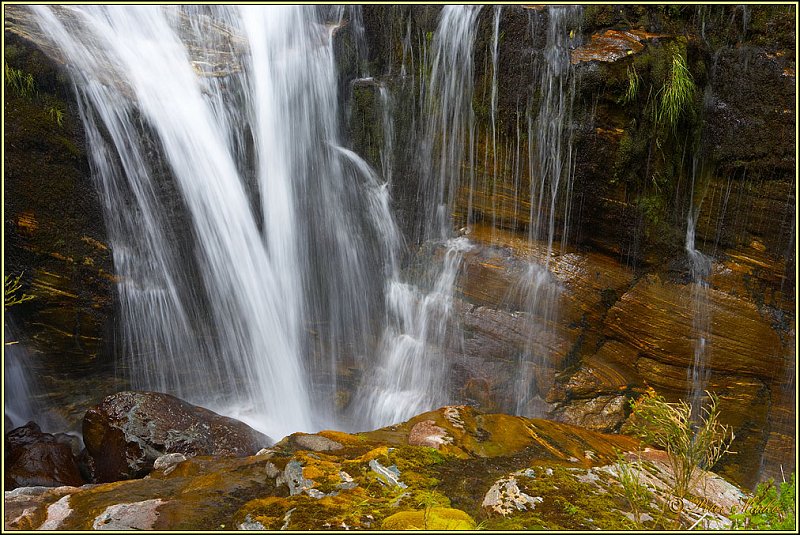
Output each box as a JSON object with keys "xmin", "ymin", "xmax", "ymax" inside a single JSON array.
[{"xmin": 655, "ymin": 52, "xmax": 695, "ymax": 130}]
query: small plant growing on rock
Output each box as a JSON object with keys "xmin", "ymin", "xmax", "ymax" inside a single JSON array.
[
  {"xmin": 615, "ymin": 452, "xmax": 652, "ymax": 528},
  {"xmin": 620, "ymin": 64, "xmax": 641, "ymax": 105},
  {"xmin": 5, "ymin": 64, "xmax": 36, "ymax": 98},
  {"xmin": 629, "ymin": 390, "xmax": 735, "ymax": 506},
  {"xmin": 47, "ymin": 105, "xmax": 64, "ymax": 127},
  {"xmin": 5, "ymin": 272, "xmax": 35, "ymax": 309},
  {"xmin": 731, "ymin": 472, "xmax": 796, "ymax": 530},
  {"xmin": 654, "ymin": 49, "xmax": 695, "ymax": 131}
]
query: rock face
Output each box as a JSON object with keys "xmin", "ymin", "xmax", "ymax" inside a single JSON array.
[
  {"xmin": 276, "ymin": 433, "xmax": 344, "ymax": 453},
  {"xmin": 482, "ymin": 476, "xmax": 544, "ymax": 515},
  {"xmin": 4, "ymin": 422, "xmax": 85, "ymax": 490},
  {"xmin": 605, "ymin": 274, "xmax": 783, "ymax": 378},
  {"xmin": 152, "ymin": 453, "xmax": 187, "ymax": 473},
  {"xmin": 570, "ymin": 29, "xmax": 666, "ymax": 64},
  {"xmin": 4, "ymin": 15, "xmax": 117, "ymax": 432},
  {"xmin": 556, "ymin": 395, "xmax": 629, "ymax": 433},
  {"xmin": 82, "ymin": 391, "xmax": 272, "ymax": 482},
  {"xmin": 447, "ymin": 222, "xmax": 791, "ymax": 486},
  {"xmin": 408, "ymin": 420, "xmax": 452, "ymax": 449},
  {"xmin": 3, "ymin": 406, "xmax": 753, "ymax": 531}
]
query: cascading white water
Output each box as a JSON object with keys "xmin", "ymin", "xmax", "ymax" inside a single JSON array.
[
  {"xmin": 30, "ymin": 5, "xmax": 390, "ymax": 439},
  {"xmin": 421, "ymin": 5, "xmax": 482, "ymax": 240},
  {"xmin": 352, "ymin": 6, "xmax": 482, "ymax": 429},
  {"xmin": 23, "ymin": 4, "xmax": 583, "ymax": 435},
  {"xmin": 685, "ymin": 159, "xmax": 713, "ymax": 417},
  {"xmin": 358, "ymin": 236, "xmax": 472, "ymax": 427},
  {"xmin": 4, "ymin": 317, "xmax": 38, "ymax": 427},
  {"xmin": 489, "ymin": 6, "xmax": 502, "ymax": 234},
  {"xmin": 514, "ymin": 6, "xmax": 581, "ymax": 416}
]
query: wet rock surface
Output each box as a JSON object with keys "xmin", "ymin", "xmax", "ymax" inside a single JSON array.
[
  {"xmin": 151, "ymin": 453, "xmax": 187, "ymax": 473},
  {"xmin": 3, "ymin": 485, "xmax": 81, "ymax": 531},
  {"xmin": 276, "ymin": 433, "xmax": 344, "ymax": 453},
  {"xmin": 556, "ymin": 395, "xmax": 629, "ymax": 433},
  {"xmin": 3, "ymin": 406, "xmax": 755, "ymax": 531},
  {"xmin": 5, "ymin": 422, "xmax": 85, "ymax": 490},
  {"xmin": 605, "ymin": 274, "xmax": 783, "ymax": 378},
  {"xmin": 570, "ymin": 29, "xmax": 667, "ymax": 64},
  {"xmin": 91, "ymin": 499, "xmax": 164, "ymax": 530},
  {"xmin": 82, "ymin": 391, "xmax": 272, "ymax": 482},
  {"xmin": 408, "ymin": 419, "xmax": 452, "ymax": 449},
  {"xmin": 450, "ymin": 224, "xmax": 792, "ymax": 486},
  {"xmin": 4, "ymin": 27, "xmax": 115, "ymax": 385}
]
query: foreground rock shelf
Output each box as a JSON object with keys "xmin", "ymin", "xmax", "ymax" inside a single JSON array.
[{"xmin": 5, "ymin": 405, "xmax": 750, "ymax": 531}]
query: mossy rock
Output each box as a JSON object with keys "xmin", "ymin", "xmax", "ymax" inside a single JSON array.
[
  {"xmin": 234, "ymin": 496, "xmax": 293, "ymax": 530},
  {"xmin": 382, "ymin": 507, "xmax": 476, "ymax": 530}
]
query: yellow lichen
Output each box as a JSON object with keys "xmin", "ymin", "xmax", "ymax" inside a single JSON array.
[
  {"xmin": 381, "ymin": 507, "xmax": 476, "ymax": 530},
  {"xmin": 355, "ymin": 446, "xmax": 392, "ymax": 463},
  {"xmin": 318, "ymin": 430, "xmax": 365, "ymax": 445}
]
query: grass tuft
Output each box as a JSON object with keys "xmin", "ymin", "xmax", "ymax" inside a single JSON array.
[
  {"xmin": 5, "ymin": 64, "xmax": 36, "ymax": 98},
  {"xmin": 621, "ymin": 64, "xmax": 640, "ymax": 105},
  {"xmin": 655, "ymin": 51, "xmax": 695, "ymax": 130},
  {"xmin": 47, "ymin": 105, "xmax": 65, "ymax": 127}
]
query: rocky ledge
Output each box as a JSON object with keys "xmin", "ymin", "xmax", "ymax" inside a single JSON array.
[{"xmin": 5, "ymin": 403, "xmax": 750, "ymax": 531}]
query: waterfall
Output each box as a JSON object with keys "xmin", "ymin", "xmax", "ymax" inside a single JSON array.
[
  {"xmin": 23, "ymin": 4, "xmax": 586, "ymax": 434},
  {"xmin": 378, "ymin": 86, "xmax": 395, "ymax": 188},
  {"xmin": 352, "ymin": 6, "xmax": 482, "ymax": 429},
  {"xmin": 420, "ymin": 5, "xmax": 482, "ymax": 240},
  {"xmin": 685, "ymin": 157, "xmax": 713, "ymax": 417},
  {"xmin": 30, "ymin": 5, "xmax": 390, "ymax": 439},
  {"xmin": 4, "ymin": 317, "xmax": 38, "ymax": 428},
  {"xmin": 514, "ymin": 6, "xmax": 581, "ymax": 416},
  {"xmin": 489, "ymin": 6, "xmax": 502, "ymax": 234}
]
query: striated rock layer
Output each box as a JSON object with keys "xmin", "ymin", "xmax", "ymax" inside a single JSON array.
[{"xmin": 453, "ymin": 224, "xmax": 793, "ymax": 487}]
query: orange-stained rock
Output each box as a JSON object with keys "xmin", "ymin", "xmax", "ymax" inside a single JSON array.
[
  {"xmin": 459, "ymin": 224, "xmax": 635, "ymax": 325},
  {"xmin": 549, "ymin": 351, "xmax": 643, "ymax": 404},
  {"xmin": 363, "ymin": 405, "xmax": 640, "ymax": 464},
  {"xmin": 604, "ymin": 273, "xmax": 784, "ymax": 379},
  {"xmin": 594, "ymin": 270, "xmax": 793, "ymax": 486},
  {"xmin": 447, "ymin": 219, "xmax": 792, "ymax": 487},
  {"xmin": 4, "ymin": 407, "xmax": 653, "ymax": 531},
  {"xmin": 4, "ymin": 485, "xmax": 82, "ymax": 531},
  {"xmin": 622, "ymin": 355, "xmax": 774, "ymax": 485},
  {"xmin": 570, "ymin": 29, "xmax": 668, "ymax": 64},
  {"xmin": 711, "ymin": 247, "xmax": 795, "ymax": 313}
]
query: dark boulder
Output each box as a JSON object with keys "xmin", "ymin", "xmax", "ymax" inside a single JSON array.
[
  {"xmin": 82, "ymin": 391, "xmax": 272, "ymax": 482},
  {"xmin": 5, "ymin": 421, "xmax": 85, "ymax": 490}
]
